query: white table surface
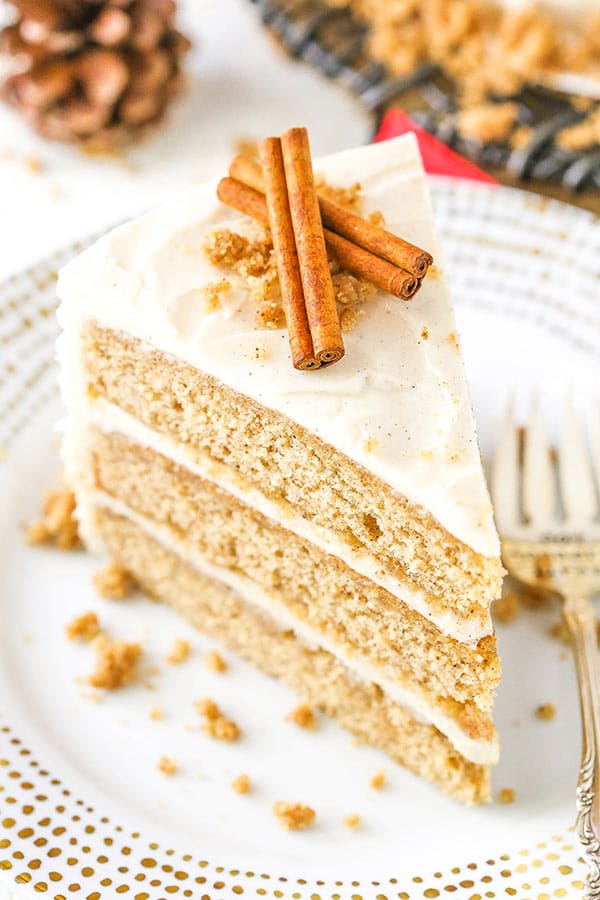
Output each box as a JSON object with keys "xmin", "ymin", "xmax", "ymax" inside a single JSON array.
[
  {"xmin": 0, "ymin": 0, "xmax": 371, "ymax": 283},
  {"xmin": 0, "ymin": 2, "xmax": 369, "ymax": 897}
]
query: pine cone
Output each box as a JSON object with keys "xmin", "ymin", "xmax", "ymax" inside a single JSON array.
[{"xmin": 0, "ymin": 0, "xmax": 190, "ymax": 147}]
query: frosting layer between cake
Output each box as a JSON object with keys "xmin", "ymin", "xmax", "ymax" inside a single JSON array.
[{"xmin": 57, "ymin": 135, "xmax": 499, "ymax": 559}]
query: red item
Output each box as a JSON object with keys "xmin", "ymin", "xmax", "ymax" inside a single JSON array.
[{"xmin": 375, "ymin": 109, "xmax": 498, "ymax": 184}]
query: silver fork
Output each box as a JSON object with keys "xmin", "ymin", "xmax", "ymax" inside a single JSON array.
[{"xmin": 492, "ymin": 397, "xmax": 600, "ymax": 899}]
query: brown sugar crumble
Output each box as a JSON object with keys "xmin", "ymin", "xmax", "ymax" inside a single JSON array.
[
  {"xmin": 334, "ymin": 0, "xmax": 600, "ymax": 112},
  {"xmin": 535, "ymin": 703, "xmax": 556, "ymax": 722},
  {"xmin": 92, "ymin": 563, "xmax": 137, "ymax": 600},
  {"xmin": 287, "ymin": 703, "xmax": 317, "ymax": 730},
  {"xmin": 157, "ymin": 755, "xmax": 177, "ymax": 776},
  {"xmin": 557, "ymin": 108, "xmax": 600, "ymax": 152},
  {"xmin": 314, "ymin": 175, "xmax": 362, "ymax": 211},
  {"xmin": 207, "ymin": 177, "xmax": 381, "ymax": 341},
  {"xmin": 205, "ymin": 650, "xmax": 227, "ymax": 673},
  {"xmin": 231, "ymin": 773, "xmax": 251, "ymax": 794},
  {"xmin": 166, "ymin": 638, "xmax": 191, "ymax": 665},
  {"xmin": 88, "ymin": 635, "xmax": 142, "ymax": 690},
  {"xmin": 196, "ymin": 697, "xmax": 241, "ymax": 742},
  {"xmin": 203, "ymin": 279, "xmax": 231, "ymax": 313},
  {"xmin": 456, "ymin": 102, "xmax": 519, "ymax": 143},
  {"xmin": 498, "ymin": 787, "xmax": 516, "ymax": 804},
  {"xmin": 340, "ymin": 304, "xmax": 366, "ymax": 334},
  {"xmin": 494, "ymin": 590, "xmax": 520, "ymax": 625},
  {"xmin": 149, "ymin": 707, "xmax": 164, "ymax": 720},
  {"xmin": 344, "ymin": 813, "xmax": 361, "ymax": 829},
  {"xmin": 26, "ymin": 484, "xmax": 81, "ymax": 551},
  {"xmin": 273, "ymin": 801, "xmax": 316, "ymax": 831},
  {"xmin": 370, "ymin": 770, "xmax": 386, "ymax": 790},
  {"xmin": 66, "ymin": 611, "xmax": 101, "ymax": 643},
  {"xmin": 421, "ymin": 326, "xmax": 429, "ymax": 340}
]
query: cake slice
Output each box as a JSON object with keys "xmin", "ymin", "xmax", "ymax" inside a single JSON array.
[{"xmin": 57, "ymin": 134, "xmax": 503, "ymax": 804}]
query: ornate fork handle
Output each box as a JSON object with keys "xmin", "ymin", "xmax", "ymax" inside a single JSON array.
[{"xmin": 564, "ymin": 593, "xmax": 600, "ymax": 899}]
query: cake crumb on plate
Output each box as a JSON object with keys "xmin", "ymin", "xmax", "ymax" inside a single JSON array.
[
  {"xmin": 205, "ymin": 650, "xmax": 227, "ymax": 672},
  {"xmin": 196, "ymin": 697, "xmax": 241, "ymax": 741},
  {"xmin": 66, "ymin": 611, "xmax": 100, "ymax": 642},
  {"xmin": 535, "ymin": 703, "xmax": 556, "ymax": 721},
  {"xmin": 287, "ymin": 704, "xmax": 316, "ymax": 730},
  {"xmin": 273, "ymin": 801, "xmax": 316, "ymax": 831},
  {"xmin": 158, "ymin": 756, "xmax": 177, "ymax": 776},
  {"xmin": 92, "ymin": 563, "xmax": 137, "ymax": 600},
  {"xmin": 498, "ymin": 788, "xmax": 515, "ymax": 804},
  {"xmin": 26, "ymin": 484, "xmax": 80, "ymax": 551},
  {"xmin": 167, "ymin": 638, "xmax": 191, "ymax": 664},
  {"xmin": 370, "ymin": 771, "xmax": 386, "ymax": 790},
  {"xmin": 231, "ymin": 774, "xmax": 251, "ymax": 794},
  {"xmin": 344, "ymin": 813, "xmax": 360, "ymax": 829},
  {"xmin": 89, "ymin": 635, "xmax": 142, "ymax": 690}
]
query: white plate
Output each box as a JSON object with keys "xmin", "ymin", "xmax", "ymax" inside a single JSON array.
[{"xmin": 1, "ymin": 179, "xmax": 598, "ymax": 900}]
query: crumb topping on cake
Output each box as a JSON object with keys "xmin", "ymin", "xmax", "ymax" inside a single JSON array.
[
  {"xmin": 273, "ymin": 801, "xmax": 316, "ymax": 830},
  {"xmin": 204, "ymin": 179, "xmax": 384, "ymax": 341},
  {"xmin": 203, "ymin": 279, "xmax": 231, "ymax": 312}
]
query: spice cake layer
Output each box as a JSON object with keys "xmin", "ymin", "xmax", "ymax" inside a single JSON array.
[
  {"xmin": 57, "ymin": 135, "xmax": 503, "ymax": 801},
  {"xmin": 94, "ymin": 506, "xmax": 492, "ymax": 805},
  {"xmin": 76, "ymin": 321, "xmax": 501, "ymax": 642},
  {"xmin": 80, "ymin": 426, "xmax": 499, "ymax": 747}
]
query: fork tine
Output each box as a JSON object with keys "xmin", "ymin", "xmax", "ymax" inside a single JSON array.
[
  {"xmin": 589, "ymin": 399, "xmax": 600, "ymax": 488},
  {"xmin": 491, "ymin": 396, "xmax": 521, "ymax": 533},
  {"xmin": 522, "ymin": 395, "xmax": 555, "ymax": 526},
  {"xmin": 558, "ymin": 400, "xmax": 599, "ymax": 526}
]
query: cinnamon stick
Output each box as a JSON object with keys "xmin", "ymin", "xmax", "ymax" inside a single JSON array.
[
  {"xmin": 280, "ymin": 127, "xmax": 344, "ymax": 366},
  {"xmin": 219, "ymin": 175, "xmax": 420, "ymax": 301},
  {"xmin": 318, "ymin": 195, "xmax": 432, "ymax": 278},
  {"xmin": 325, "ymin": 230, "xmax": 420, "ymax": 299},
  {"xmin": 229, "ymin": 153, "xmax": 433, "ymax": 278},
  {"xmin": 259, "ymin": 136, "xmax": 319, "ymax": 371},
  {"xmin": 216, "ymin": 176, "xmax": 270, "ymax": 227}
]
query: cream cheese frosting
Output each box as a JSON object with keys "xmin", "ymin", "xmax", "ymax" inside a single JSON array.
[{"xmin": 57, "ymin": 135, "xmax": 499, "ymax": 559}]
